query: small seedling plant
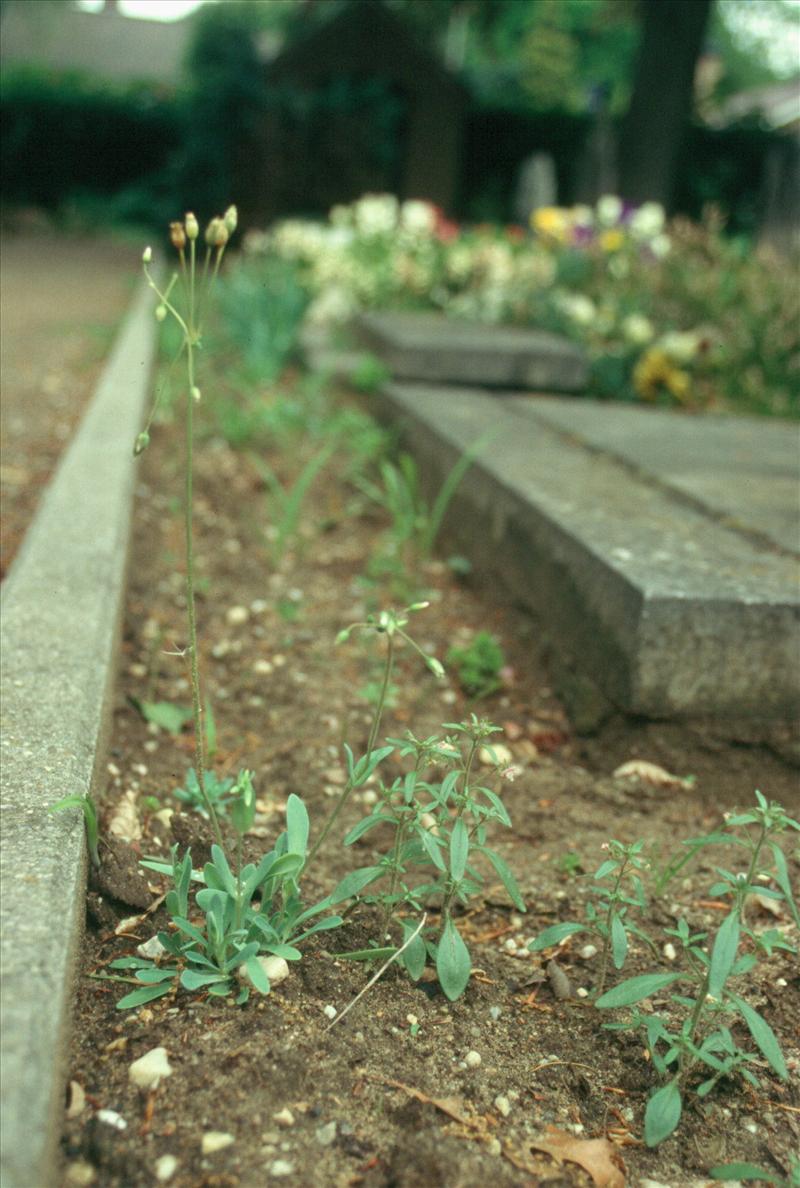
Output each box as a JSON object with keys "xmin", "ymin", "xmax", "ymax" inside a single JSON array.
[
  {"xmin": 593, "ymin": 793, "xmax": 797, "ymax": 1147},
  {"xmin": 110, "ymin": 783, "xmax": 341, "ymax": 1009},
  {"xmin": 446, "ymin": 630, "xmax": 506, "ymax": 699},
  {"xmin": 330, "ymin": 715, "xmax": 526, "ymax": 1001},
  {"xmin": 528, "ymin": 838, "xmax": 654, "ymax": 994}
]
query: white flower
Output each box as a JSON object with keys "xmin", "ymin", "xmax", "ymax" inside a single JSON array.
[
  {"xmin": 571, "ymin": 204, "xmax": 594, "ymax": 228},
  {"xmin": 400, "ymin": 199, "xmax": 437, "ymax": 236},
  {"xmin": 630, "ymin": 201, "xmax": 666, "ymax": 240},
  {"xmin": 306, "ymin": 285, "xmax": 356, "ymax": 328},
  {"xmin": 558, "ymin": 293, "xmax": 596, "ymax": 326},
  {"xmin": 649, "ymin": 232, "xmax": 671, "ymax": 259},
  {"xmin": 621, "ymin": 313, "xmax": 655, "ymax": 345},
  {"xmin": 660, "ymin": 330, "xmax": 700, "ymax": 363},
  {"xmin": 354, "ymin": 193, "xmax": 399, "ymax": 236},
  {"xmin": 596, "ymin": 194, "xmax": 623, "ymax": 226}
]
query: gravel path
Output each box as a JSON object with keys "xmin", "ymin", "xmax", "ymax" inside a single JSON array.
[{"xmin": 0, "ymin": 230, "xmax": 138, "ymax": 577}]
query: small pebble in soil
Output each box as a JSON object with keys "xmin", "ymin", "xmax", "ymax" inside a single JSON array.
[
  {"xmin": 273, "ymin": 1108, "xmax": 295, "ymax": 1128},
  {"xmin": 503, "ymin": 938, "xmax": 518, "ymax": 953},
  {"xmin": 315, "ymin": 1121, "xmax": 337, "ymax": 1146},
  {"xmin": 323, "ymin": 1004, "xmax": 337, "ymax": 1020},
  {"xmin": 576, "ymin": 987, "xmax": 590, "ymax": 998},
  {"xmin": 250, "ymin": 599, "xmax": 268, "ymax": 614},
  {"xmin": 479, "ymin": 744, "xmax": 513, "ymax": 766},
  {"xmin": 663, "ymin": 942, "xmax": 677, "ymax": 961},
  {"xmin": 96, "ymin": 1109, "xmax": 127, "ymax": 1131},
  {"xmin": 107, "ymin": 762, "xmax": 121, "ymax": 777},
  {"xmin": 406, "ymin": 1013, "xmax": 418, "ymax": 1027},
  {"xmin": 489, "ymin": 1006, "xmax": 502, "ymax": 1021},
  {"xmin": 253, "ymin": 659, "xmax": 274, "ymax": 674},
  {"xmin": 136, "ymin": 935, "xmax": 167, "ymax": 960},
  {"xmin": 486, "ymin": 1139, "xmax": 502, "ymax": 1157},
  {"xmin": 464, "ymin": 1050, "xmax": 482, "ymax": 1068},
  {"xmin": 129, "ymin": 663, "xmax": 147, "ymax": 678},
  {"xmin": 269, "ymin": 1160, "xmax": 295, "ymax": 1177},
  {"xmin": 143, "ymin": 739, "xmax": 158, "ymax": 753},
  {"xmin": 579, "ymin": 944, "xmax": 598, "ymax": 959},
  {"xmin": 494, "ymin": 1095, "xmax": 511, "ymax": 1117},
  {"xmin": 65, "ymin": 1161, "xmax": 96, "ymax": 1186},
  {"xmin": 226, "ymin": 605, "xmax": 250, "ymax": 625},
  {"xmin": 129, "ymin": 1047, "xmax": 172, "ymax": 1090},
  {"xmin": 154, "ymin": 1154, "xmax": 179, "ymax": 1183},
  {"xmin": 201, "ymin": 1131, "xmax": 235, "ymax": 1154}
]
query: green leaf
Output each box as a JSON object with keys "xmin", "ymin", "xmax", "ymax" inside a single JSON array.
[
  {"xmin": 644, "ymin": 1079, "xmax": 682, "ymax": 1147},
  {"xmin": 479, "ymin": 846, "xmax": 525, "ymax": 912},
  {"xmin": 436, "ymin": 916, "xmax": 471, "ymax": 1001},
  {"xmin": 286, "ymin": 794, "xmax": 309, "ymax": 856},
  {"xmin": 611, "ymin": 914, "xmax": 628, "ymax": 969},
  {"xmin": 728, "ymin": 995, "xmax": 788, "ymax": 1080},
  {"xmin": 528, "ymin": 922, "xmax": 585, "ymax": 951},
  {"xmin": 419, "ymin": 828, "xmax": 446, "ymax": 872},
  {"xmin": 244, "ymin": 955, "xmax": 270, "ymax": 994},
  {"xmin": 329, "ymin": 866, "xmax": 384, "ymax": 903},
  {"xmin": 180, "ymin": 969, "xmax": 229, "ymax": 991},
  {"xmin": 116, "ymin": 983, "xmax": 173, "ymax": 1010},
  {"xmin": 206, "ymin": 846, "xmax": 237, "ymax": 896},
  {"xmin": 771, "ymin": 842, "xmax": 800, "ymax": 927},
  {"xmin": 450, "ymin": 819, "xmax": 469, "ymax": 882},
  {"xmin": 343, "ymin": 815, "xmax": 394, "ymax": 844},
  {"xmin": 137, "ymin": 700, "xmax": 192, "ymax": 735},
  {"xmin": 709, "ymin": 1164, "xmax": 784, "ymax": 1183},
  {"xmin": 708, "ymin": 912, "xmax": 740, "ymax": 1000},
  {"xmin": 134, "ymin": 968, "xmax": 178, "ymax": 984},
  {"xmin": 401, "ymin": 922, "xmax": 428, "ymax": 981},
  {"xmin": 596, "ymin": 973, "xmax": 681, "ymax": 1009}
]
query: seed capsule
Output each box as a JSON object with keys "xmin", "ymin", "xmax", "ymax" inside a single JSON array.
[
  {"xmin": 184, "ymin": 212, "xmax": 199, "ymax": 240},
  {"xmin": 169, "ymin": 221, "xmax": 186, "ymax": 250}
]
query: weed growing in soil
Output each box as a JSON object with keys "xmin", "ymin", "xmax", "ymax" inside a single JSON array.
[
  {"xmin": 529, "ymin": 838, "xmax": 654, "ymax": 994},
  {"xmin": 173, "ymin": 768, "xmax": 235, "ymax": 820},
  {"xmin": 593, "ymin": 792, "xmax": 798, "ymax": 1146},
  {"xmin": 112, "ymin": 791, "xmax": 341, "ymax": 1009},
  {"xmin": 333, "ymin": 714, "xmax": 526, "ymax": 1000},
  {"xmin": 447, "ymin": 630, "xmax": 506, "ymax": 699}
]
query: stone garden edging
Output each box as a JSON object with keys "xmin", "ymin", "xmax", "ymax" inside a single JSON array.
[{"xmin": 0, "ymin": 274, "xmax": 158, "ymax": 1188}]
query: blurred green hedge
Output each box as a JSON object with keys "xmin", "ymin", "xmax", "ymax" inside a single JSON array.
[{"xmin": 0, "ymin": 67, "xmax": 181, "ymax": 219}]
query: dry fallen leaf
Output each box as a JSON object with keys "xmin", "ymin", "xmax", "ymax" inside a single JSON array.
[
  {"xmin": 531, "ymin": 1126, "xmax": 626, "ymax": 1188},
  {"xmin": 612, "ymin": 760, "xmax": 692, "ymax": 791}
]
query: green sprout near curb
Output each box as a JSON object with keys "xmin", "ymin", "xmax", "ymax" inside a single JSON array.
[{"xmin": 50, "ymin": 795, "xmax": 100, "ymax": 868}]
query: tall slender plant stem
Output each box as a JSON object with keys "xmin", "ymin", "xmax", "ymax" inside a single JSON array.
[
  {"xmin": 183, "ymin": 269, "xmax": 224, "ymax": 851},
  {"xmin": 305, "ymin": 633, "xmax": 396, "ymax": 872}
]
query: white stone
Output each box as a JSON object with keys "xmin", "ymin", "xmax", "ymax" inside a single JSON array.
[
  {"xmin": 129, "ymin": 1047, "xmax": 172, "ymax": 1091},
  {"xmin": 136, "ymin": 935, "xmax": 167, "ymax": 960},
  {"xmin": 226, "ymin": 605, "xmax": 250, "ymax": 625},
  {"xmin": 65, "ymin": 1162, "xmax": 96, "ymax": 1185},
  {"xmin": 155, "ymin": 1154, "xmax": 179, "ymax": 1182},
  {"xmin": 464, "ymin": 1050, "xmax": 482, "ymax": 1068},
  {"xmin": 96, "ymin": 1109, "xmax": 127, "ymax": 1130},
  {"xmin": 315, "ymin": 1121, "xmax": 337, "ymax": 1146},
  {"xmin": 202, "ymin": 1131, "xmax": 235, "ymax": 1155},
  {"xmin": 493, "ymin": 1095, "xmax": 511, "ymax": 1117},
  {"xmin": 323, "ymin": 1004, "xmax": 337, "ymax": 1021},
  {"xmin": 269, "ymin": 1160, "xmax": 295, "ymax": 1177},
  {"xmin": 479, "ymin": 744, "xmax": 513, "ymax": 767},
  {"xmin": 238, "ymin": 954, "xmax": 290, "ymax": 991},
  {"xmin": 579, "ymin": 944, "xmax": 598, "ymax": 959},
  {"xmin": 663, "ymin": 942, "xmax": 677, "ymax": 961},
  {"xmin": 273, "ymin": 1107, "xmax": 295, "ymax": 1128}
]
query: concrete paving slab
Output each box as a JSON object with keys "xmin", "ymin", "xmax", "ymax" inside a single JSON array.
[
  {"xmin": 373, "ymin": 382, "xmax": 800, "ymax": 726},
  {"xmin": 509, "ymin": 396, "xmax": 800, "ymax": 556},
  {"xmin": 0, "ymin": 276, "xmax": 157, "ymax": 1188},
  {"xmin": 354, "ymin": 310, "xmax": 589, "ymax": 392}
]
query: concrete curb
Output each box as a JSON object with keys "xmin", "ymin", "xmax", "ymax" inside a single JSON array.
[
  {"xmin": 0, "ymin": 275, "xmax": 157, "ymax": 1188},
  {"xmin": 371, "ymin": 381, "xmax": 800, "ymax": 727}
]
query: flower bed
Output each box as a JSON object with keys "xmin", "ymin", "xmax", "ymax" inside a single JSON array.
[{"xmin": 244, "ymin": 193, "xmax": 799, "ymax": 417}]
